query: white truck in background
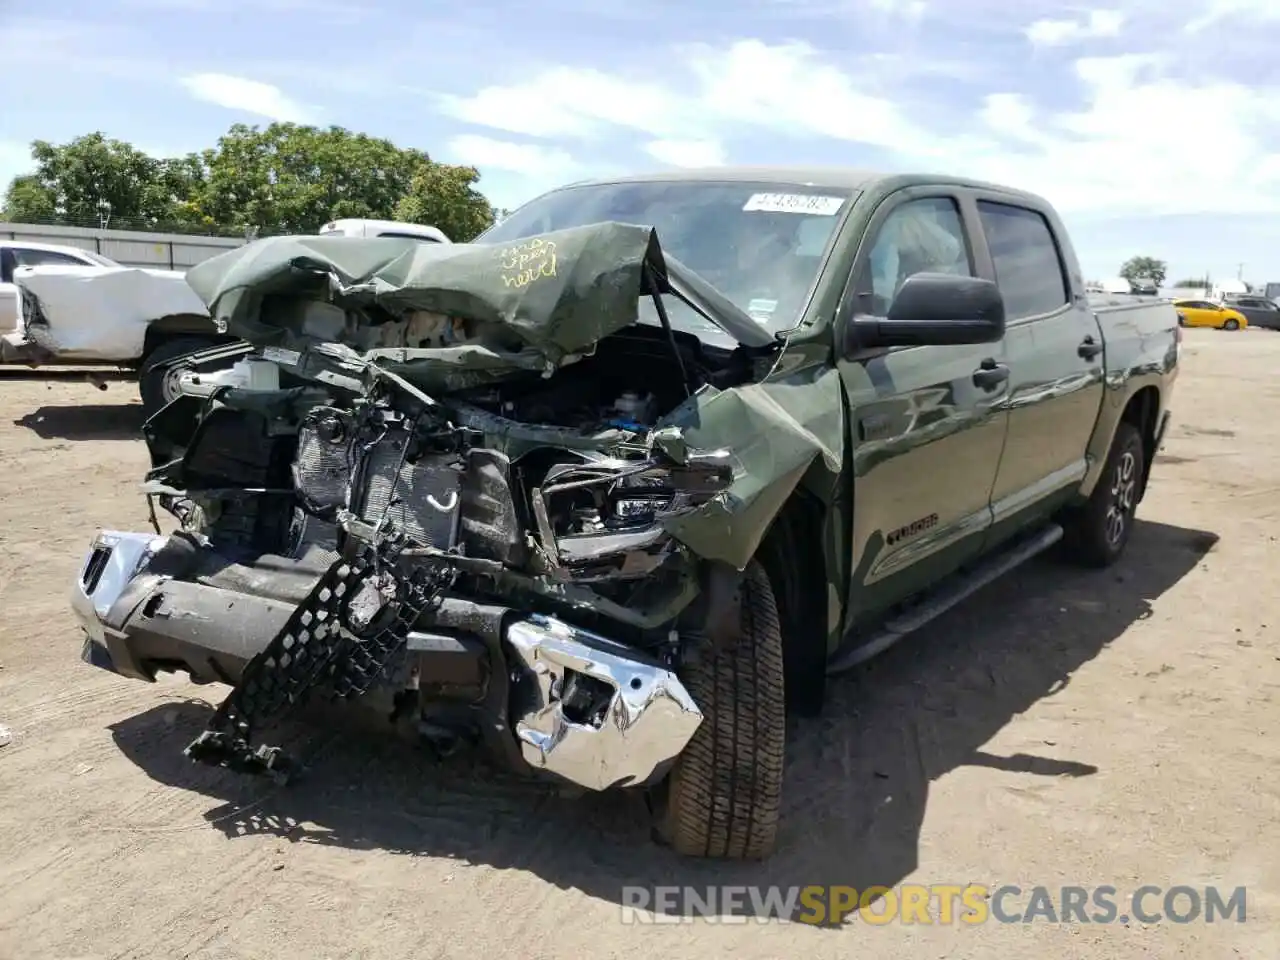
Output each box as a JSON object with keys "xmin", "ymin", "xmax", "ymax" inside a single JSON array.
[
  {"xmin": 1, "ymin": 240, "xmax": 234, "ymax": 417},
  {"xmin": 2, "ymin": 220, "xmax": 451, "ymax": 418},
  {"xmin": 317, "ymin": 219, "xmax": 451, "ymax": 243}
]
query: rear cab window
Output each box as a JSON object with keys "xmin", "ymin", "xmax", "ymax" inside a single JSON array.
[{"xmin": 976, "ymin": 201, "xmax": 1069, "ymax": 321}]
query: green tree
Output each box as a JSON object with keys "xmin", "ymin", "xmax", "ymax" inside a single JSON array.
[
  {"xmin": 394, "ymin": 161, "xmax": 497, "ymax": 241},
  {"xmin": 4, "ymin": 133, "xmax": 187, "ymax": 226},
  {"xmin": 0, "ymin": 124, "xmax": 501, "ymax": 240},
  {"xmin": 1172, "ymin": 276, "xmax": 1210, "ymax": 288},
  {"xmin": 1119, "ymin": 255, "xmax": 1168, "ymax": 290},
  {"xmin": 150, "ymin": 154, "xmax": 211, "ymax": 228},
  {"xmin": 195, "ymin": 123, "xmax": 429, "ymax": 234},
  {"xmin": 2, "ymin": 174, "xmax": 57, "ymax": 221}
]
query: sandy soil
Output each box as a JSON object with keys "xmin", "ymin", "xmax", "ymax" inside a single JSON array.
[{"xmin": 0, "ymin": 329, "xmax": 1277, "ymax": 959}]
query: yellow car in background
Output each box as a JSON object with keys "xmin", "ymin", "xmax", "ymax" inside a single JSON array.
[{"xmin": 1173, "ymin": 299, "xmax": 1249, "ymax": 330}]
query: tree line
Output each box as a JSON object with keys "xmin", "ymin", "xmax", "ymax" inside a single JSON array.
[
  {"xmin": 1121, "ymin": 256, "xmax": 1260, "ymax": 293},
  {"xmin": 0, "ymin": 125, "xmax": 508, "ymax": 242}
]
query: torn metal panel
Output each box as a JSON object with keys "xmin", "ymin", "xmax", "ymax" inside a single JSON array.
[{"xmin": 655, "ymin": 364, "xmax": 847, "ymax": 570}]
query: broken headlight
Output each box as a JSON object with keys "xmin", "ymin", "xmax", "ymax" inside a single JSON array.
[{"xmin": 529, "ymin": 449, "xmax": 734, "ymax": 582}]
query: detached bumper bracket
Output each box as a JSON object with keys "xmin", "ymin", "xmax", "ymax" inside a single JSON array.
[{"xmin": 184, "ymin": 528, "xmax": 450, "ymax": 779}]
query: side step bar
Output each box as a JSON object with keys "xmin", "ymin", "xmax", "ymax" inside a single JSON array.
[{"xmin": 827, "ymin": 523, "xmax": 1064, "ymax": 676}]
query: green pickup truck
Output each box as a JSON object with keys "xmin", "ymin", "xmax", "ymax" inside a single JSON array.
[{"xmin": 69, "ymin": 167, "xmax": 1179, "ymax": 862}]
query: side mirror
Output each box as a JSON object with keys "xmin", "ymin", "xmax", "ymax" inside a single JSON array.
[{"xmin": 845, "ymin": 272, "xmax": 1006, "ymax": 352}]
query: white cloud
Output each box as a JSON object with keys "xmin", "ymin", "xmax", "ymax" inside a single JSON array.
[
  {"xmin": 1184, "ymin": 0, "xmax": 1280, "ymax": 32},
  {"xmin": 867, "ymin": 0, "xmax": 927, "ymax": 18},
  {"xmin": 979, "ymin": 94, "xmax": 1041, "ymax": 144},
  {"xmin": 441, "ymin": 40, "xmax": 927, "ymax": 162},
  {"xmin": 644, "ymin": 139, "xmax": 727, "ymax": 167},
  {"xmin": 445, "ymin": 134, "xmax": 580, "ymax": 178},
  {"xmin": 179, "ymin": 73, "xmax": 313, "ymax": 123},
  {"xmin": 968, "ymin": 54, "xmax": 1280, "ymax": 214},
  {"xmin": 1026, "ymin": 9, "xmax": 1126, "ymax": 46},
  {"xmin": 439, "ymin": 68, "xmax": 680, "ymax": 140},
  {"xmin": 437, "ymin": 39, "xmax": 1280, "ymax": 217}
]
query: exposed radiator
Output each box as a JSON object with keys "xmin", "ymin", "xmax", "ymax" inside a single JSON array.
[
  {"xmin": 292, "ymin": 410, "xmax": 462, "ymax": 551},
  {"xmin": 356, "ymin": 428, "xmax": 462, "ymax": 548}
]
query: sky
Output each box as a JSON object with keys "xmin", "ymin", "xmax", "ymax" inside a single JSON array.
[{"xmin": 4, "ymin": 0, "xmax": 1280, "ymax": 285}]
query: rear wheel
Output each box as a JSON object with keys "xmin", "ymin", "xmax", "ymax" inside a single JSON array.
[
  {"xmin": 1061, "ymin": 421, "xmax": 1145, "ymax": 568},
  {"xmin": 655, "ymin": 559, "xmax": 786, "ymax": 860},
  {"xmin": 138, "ymin": 337, "xmax": 224, "ymax": 419}
]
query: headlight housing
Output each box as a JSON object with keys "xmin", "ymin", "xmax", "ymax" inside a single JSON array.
[{"xmin": 528, "ymin": 448, "xmax": 734, "ymax": 582}]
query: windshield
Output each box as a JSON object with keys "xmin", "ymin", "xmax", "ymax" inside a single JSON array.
[{"xmin": 478, "ymin": 180, "xmax": 852, "ymax": 341}]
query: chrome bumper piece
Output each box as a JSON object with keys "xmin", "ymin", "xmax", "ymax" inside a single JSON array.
[
  {"xmin": 505, "ymin": 614, "xmax": 703, "ymax": 791},
  {"xmin": 70, "ymin": 530, "xmax": 169, "ymax": 646}
]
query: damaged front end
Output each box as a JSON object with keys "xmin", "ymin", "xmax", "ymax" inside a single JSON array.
[{"xmin": 72, "ymin": 221, "xmax": 799, "ymax": 792}]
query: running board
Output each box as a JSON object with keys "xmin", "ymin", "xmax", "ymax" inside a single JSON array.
[{"xmin": 826, "ymin": 523, "xmax": 1064, "ymax": 676}]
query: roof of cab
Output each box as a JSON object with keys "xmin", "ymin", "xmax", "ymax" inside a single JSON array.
[{"xmin": 552, "ymin": 165, "xmax": 1053, "ymax": 207}]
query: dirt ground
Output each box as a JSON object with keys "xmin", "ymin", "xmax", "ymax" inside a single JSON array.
[{"xmin": 0, "ymin": 327, "xmax": 1277, "ymax": 959}]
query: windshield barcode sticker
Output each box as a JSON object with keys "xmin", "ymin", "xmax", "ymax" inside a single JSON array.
[{"xmin": 743, "ymin": 193, "xmax": 846, "ymax": 216}]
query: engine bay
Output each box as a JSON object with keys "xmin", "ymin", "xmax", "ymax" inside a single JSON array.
[
  {"xmin": 448, "ymin": 326, "xmax": 750, "ymax": 432},
  {"xmin": 151, "ymin": 324, "xmax": 745, "ymax": 629}
]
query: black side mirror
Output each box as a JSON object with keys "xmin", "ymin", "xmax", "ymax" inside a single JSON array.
[{"xmin": 845, "ymin": 272, "xmax": 1006, "ymax": 352}]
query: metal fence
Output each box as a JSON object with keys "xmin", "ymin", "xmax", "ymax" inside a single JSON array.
[{"xmin": 0, "ymin": 221, "xmax": 245, "ymax": 271}]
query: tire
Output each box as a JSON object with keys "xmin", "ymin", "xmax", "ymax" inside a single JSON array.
[
  {"xmin": 1223, "ymin": 319, "xmax": 1239, "ymax": 330},
  {"xmin": 656, "ymin": 560, "xmax": 786, "ymax": 860},
  {"xmin": 138, "ymin": 336, "xmax": 223, "ymax": 419},
  {"xmin": 1061, "ymin": 420, "xmax": 1145, "ymax": 568}
]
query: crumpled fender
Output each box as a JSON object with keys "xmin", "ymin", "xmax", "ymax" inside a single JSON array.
[
  {"xmin": 655, "ymin": 363, "xmax": 846, "ymax": 570},
  {"xmin": 16, "ymin": 265, "xmax": 208, "ymax": 360}
]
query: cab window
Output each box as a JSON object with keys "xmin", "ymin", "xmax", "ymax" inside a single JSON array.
[
  {"xmin": 861, "ymin": 196, "xmax": 972, "ymax": 314},
  {"xmin": 12, "ymin": 248, "xmax": 91, "ymax": 268},
  {"xmin": 976, "ymin": 201, "xmax": 1069, "ymax": 321}
]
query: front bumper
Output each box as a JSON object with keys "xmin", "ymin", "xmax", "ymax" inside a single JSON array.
[
  {"xmin": 71, "ymin": 530, "xmax": 297, "ymax": 684},
  {"xmin": 70, "ymin": 530, "xmax": 704, "ymax": 792}
]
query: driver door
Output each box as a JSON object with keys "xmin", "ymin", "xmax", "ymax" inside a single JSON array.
[{"xmin": 835, "ymin": 188, "xmax": 1011, "ymax": 632}]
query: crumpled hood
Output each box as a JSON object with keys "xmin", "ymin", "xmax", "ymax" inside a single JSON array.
[{"xmin": 184, "ymin": 222, "xmax": 770, "ymax": 390}]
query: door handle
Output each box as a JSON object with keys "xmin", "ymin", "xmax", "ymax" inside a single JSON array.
[
  {"xmin": 1078, "ymin": 336, "xmax": 1103, "ymax": 360},
  {"xmin": 972, "ymin": 358, "xmax": 1009, "ymax": 391}
]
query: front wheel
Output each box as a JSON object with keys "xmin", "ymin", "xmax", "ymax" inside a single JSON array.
[
  {"xmin": 138, "ymin": 337, "xmax": 224, "ymax": 419},
  {"xmin": 655, "ymin": 559, "xmax": 786, "ymax": 860},
  {"xmin": 1061, "ymin": 421, "xmax": 1145, "ymax": 568},
  {"xmin": 1223, "ymin": 319, "xmax": 1240, "ymax": 330}
]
